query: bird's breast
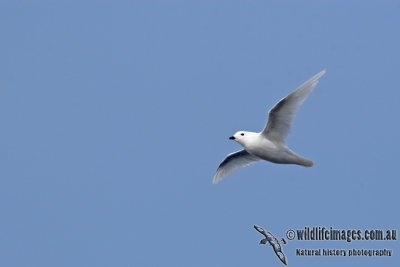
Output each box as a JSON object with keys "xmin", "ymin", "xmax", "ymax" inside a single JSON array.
[{"xmin": 244, "ymin": 137, "xmax": 288, "ymax": 162}]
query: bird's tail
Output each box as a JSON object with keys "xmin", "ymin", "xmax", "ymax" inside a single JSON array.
[{"xmin": 297, "ymin": 156, "xmax": 314, "ymax": 167}]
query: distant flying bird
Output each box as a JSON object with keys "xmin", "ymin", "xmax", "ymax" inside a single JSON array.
[
  {"xmin": 254, "ymin": 225, "xmax": 287, "ymax": 265},
  {"xmin": 213, "ymin": 70, "xmax": 326, "ymax": 184}
]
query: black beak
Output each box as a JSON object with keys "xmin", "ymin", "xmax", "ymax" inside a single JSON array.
[{"xmin": 229, "ymin": 136, "xmax": 235, "ymax": 140}]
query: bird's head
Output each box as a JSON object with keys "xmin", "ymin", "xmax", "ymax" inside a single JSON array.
[
  {"xmin": 259, "ymin": 239, "xmax": 267, "ymax": 245},
  {"xmin": 229, "ymin": 131, "xmax": 256, "ymax": 146}
]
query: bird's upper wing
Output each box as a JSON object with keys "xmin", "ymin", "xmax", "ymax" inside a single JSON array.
[
  {"xmin": 261, "ymin": 70, "xmax": 326, "ymax": 143},
  {"xmin": 272, "ymin": 246, "xmax": 287, "ymax": 265},
  {"xmin": 271, "ymin": 241, "xmax": 287, "ymax": 265},
  {"xmin": 213, "ymin": 150, "xmax": 260, "ymax": 184},
  {"xmin": 269, "ymin": 235, "xmax": 287, "ymax": 265},
  {"xmin": 254, "ymin": 225, "xmax": 267, "ymax": 237}
]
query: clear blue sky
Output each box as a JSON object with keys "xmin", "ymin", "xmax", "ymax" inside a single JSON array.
[{"xmin": 1, "ymin": 1, "xmax": 399, "ymax": 266}]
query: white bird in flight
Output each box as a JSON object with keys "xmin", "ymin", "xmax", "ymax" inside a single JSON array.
[{"xmin": 213, "ymin": 70, "xmax": 326, "ymax": 184}]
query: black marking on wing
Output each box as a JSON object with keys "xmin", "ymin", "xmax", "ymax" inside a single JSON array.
[{"xmin": 218, "ymin": 150, "xmax": 250, "ymax": 168}]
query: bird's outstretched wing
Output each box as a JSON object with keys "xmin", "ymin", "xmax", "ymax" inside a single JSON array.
[
  {"xmin": 254, "ymin": 225, "xmax": 268, "ymax": 237},
  {"xmin": 270, "ymin": 237, "xmax": 287, "ymax": 266},
  {"xmin": 213, "ymin": 150, "xmax": 260, "ymax": 184},
  {"xmin": 267, "ymin": 233, "xmax": 288, "ymax": 265},
  {"xmin": 271, "ymin": 245, "xmax": 288, "ymax": 265},
  {"xmin": 261, "ymin": 70, "xmax": 326, "ymax": 143}
]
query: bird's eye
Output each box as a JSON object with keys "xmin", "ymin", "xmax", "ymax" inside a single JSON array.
[{"xmin": 241, "ymin": 133, "xmax": 244, "ymax": 136}]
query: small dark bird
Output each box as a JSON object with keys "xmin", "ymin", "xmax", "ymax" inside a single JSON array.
[{"xmin": 254, "ymin": 225, "xmax": 287, "ymax": 265}]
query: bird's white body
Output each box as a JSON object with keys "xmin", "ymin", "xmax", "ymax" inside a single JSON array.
[
  {"xmin": 213, "ymin": 70, "xmax": 325, "ymax": 184},
  {"xmin": 234, "ymin": 131, "xmax": 311, "ymax": 166}
]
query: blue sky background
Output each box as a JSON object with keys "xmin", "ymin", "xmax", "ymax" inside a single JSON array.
[{"xmin": 1, "ymin": 1, "xmax": 399, "ymax": 266}]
